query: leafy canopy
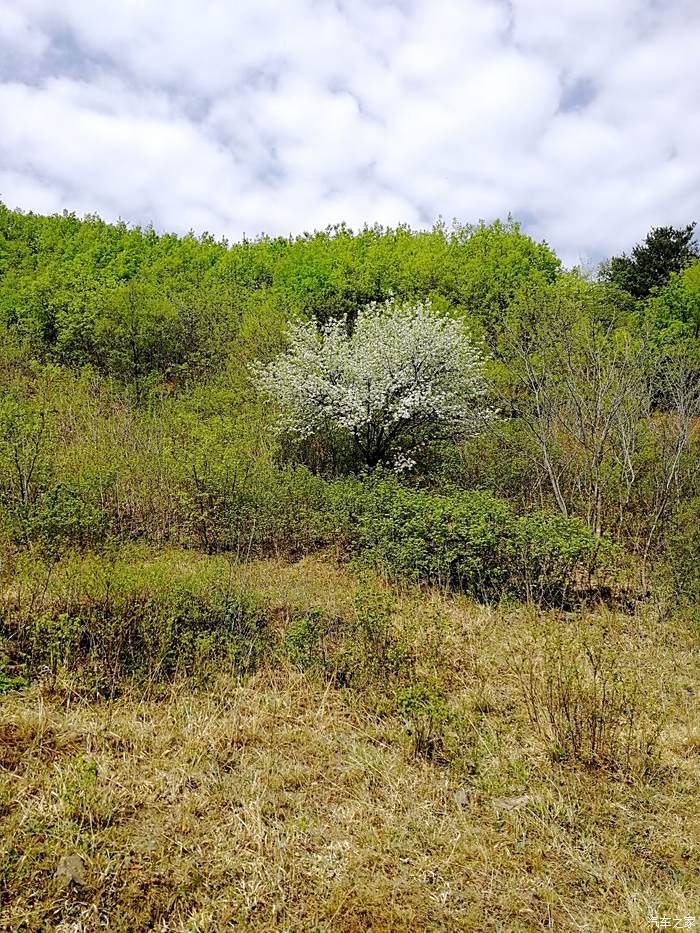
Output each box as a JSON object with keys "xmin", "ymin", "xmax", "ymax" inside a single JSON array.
[
  {"xmin": 646, "ymin": 260, "xmax": 700, "ymax": 345},
  {"xmin": 605, "ymin": 222, "xmax": 698, "ymax": 299}
]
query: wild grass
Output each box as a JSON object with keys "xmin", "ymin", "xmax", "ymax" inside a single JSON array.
[{"xmin": 0, "ymin": 551, "xmax": 698, "ymax": 931}]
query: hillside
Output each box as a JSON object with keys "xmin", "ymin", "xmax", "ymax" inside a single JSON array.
[{"xmin": 0, "ymin": 206, "xmax": 699, "ymax": 931}]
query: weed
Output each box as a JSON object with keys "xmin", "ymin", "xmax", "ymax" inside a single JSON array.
[
  {"xmin": 396, "ymin": 682, "xmax": 454, "ymax": 763},
  {"xmin": 513, "ymin": 621, "xmax": 663, "ymax": 775}
]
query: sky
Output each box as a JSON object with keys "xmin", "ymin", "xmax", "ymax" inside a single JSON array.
[{"xmin": 1, "ymin": 0, "xmax": 699, "ymax": 267}]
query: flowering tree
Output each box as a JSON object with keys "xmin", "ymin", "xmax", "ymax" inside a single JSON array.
[{"xmin": 254, "ymin": 298, "xmax": 492, "ymax": 469}]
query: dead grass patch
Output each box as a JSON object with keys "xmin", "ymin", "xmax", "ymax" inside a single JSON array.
[{"xmin": 0, "ymin": 553, "xmax": 698, "ymax": 931}]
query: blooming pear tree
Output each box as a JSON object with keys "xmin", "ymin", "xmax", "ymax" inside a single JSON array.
[{"xmin": 254, "ymin": 298, "xmax": 493, "ymax": 470}]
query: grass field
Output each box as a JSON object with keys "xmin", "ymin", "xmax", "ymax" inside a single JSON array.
[{"xmin": 1, "ymin": 554, "xmax": 698, "ymax": 931}]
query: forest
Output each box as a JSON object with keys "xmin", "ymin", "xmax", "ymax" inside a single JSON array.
[{"xmin": 0, "ymin": 203, "xmax": 699, "ymax": 930}]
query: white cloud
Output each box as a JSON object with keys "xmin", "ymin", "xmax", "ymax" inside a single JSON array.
[
  {"xmin": 0, "ymin": 9, "xmax": 47, "ymax": 58},
  {"xmin": 0, "ymin": 0, "xmax": 698, "ymax": 265}
]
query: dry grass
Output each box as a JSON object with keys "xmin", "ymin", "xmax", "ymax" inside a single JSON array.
[{"xmin": 0, "ymin": 553, "xmax": 698, "ymax": 931}]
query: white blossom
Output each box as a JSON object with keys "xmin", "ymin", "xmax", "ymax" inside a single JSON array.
[{"xmin": 253, "ymin": 297, "xmax": 493, "ymax": 468}]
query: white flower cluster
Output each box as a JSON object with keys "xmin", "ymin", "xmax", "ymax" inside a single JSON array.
[{"xmin": 254, "ymin": 297, "xmax": 492, "ymax": 466}]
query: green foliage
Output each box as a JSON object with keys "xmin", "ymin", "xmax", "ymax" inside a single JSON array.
[
  {"xmin": 0, "ymin": 393, "xmax": 53, "ymax": 511},
  {"xmin": 396, "ymin": 681, "xmax": 454, "ymax": 762},
  {"xmin": 93, "ymin": 283, "xmax": 183, "ymax": 399},
  {"xmin": 285, "ymin": 610, "xmax": 327, "ymax": 671},
  {"xmin": 513, "ymin": 512, "xmax": 604, "ymax": 606},
  {"xmin": 605, "ymin": 223, "xmax": 698, "ymax": 299},
  {"xmin": 0, "ymin": 205, "xmax": 560, "ymax": 386},
  {"xmin": 331, "ymin": 477, "xmax": 603, "ymax": 605},
  {"xmin": 3, "ymin": 552, "xmax": 268, "ymax": 692},
  {"xmin": 660, "ymin": 496, "xmax": 700, "ymax": 606},
  {"xmin": 175, "ymin": 453, "xmax": 332, "ymax": 556},
  {"xmin": 0, "ymin": 380, "xmax": 111, "ymax": 549},
  {"xmin": 15, "ymin": 483, "xmax": 109, "ymax": 551},
  {"xmin": 646, "ymin": 261, "xmax": 700, "ymax": 345},
  {"xmin": 0, "ymin": 667, "xmax": 27, "ymax": 696},
  {"xmin": 493, "ymin": 273, "xmax": 699, "ymax": 546},
  {"xmin": 439, "ymin": 423, "xmax": 542, "ymax": 509},
  {"xmin": 442, "ymin": 218, "xmax": 561, "ymax": 335},
  {"xmin": 0, "ymin": 362, "xmax": 337, "ymax": 556},
  {"xmin": 0, "ymin": 203, "xmax": 693, "ymax": 621},
  {"xmin": 283, "ymin": 584, "xmax": 408, "ymax": 687},
  {"xmin": 339, "ymin": 480, "xmax": 512, "ymax": 595}
]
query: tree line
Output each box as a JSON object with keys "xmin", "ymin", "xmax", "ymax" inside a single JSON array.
[{"xmin": 0, "ymin": 203, "xmax": 698, "ymax": 605}]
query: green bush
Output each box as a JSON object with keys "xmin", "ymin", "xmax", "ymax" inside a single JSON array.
[
  {"xmin": 330, "ymin": 477, "xmax": 605, "ymax": 605},
  {"xmin": 241, "ymin": 463, "xmax": 334, "ymax": 557},
  {"xmin": 11, "ymin": 483, "xmax": 110, "ymax": 550},
  {"xmin": 510, "ymin": 512, "xmax": 600, "ymax": 605},
  {"xmin": 396, "ymin": 682, "xmax": 454, "ymax": 762},
  {"xmin": 176, "ymin": 459, "xmax": 333, "ymax": 556},
  {"xmin": 661, "ymin": 496, "xmax": 700, "ymax": 606}
]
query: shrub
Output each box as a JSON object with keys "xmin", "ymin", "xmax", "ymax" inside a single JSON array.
[
  {"xmin": 2, "ymin": 552, "xmax": 268, "ymax": 693},
  {"xmin": 396, "ymin": 682, "xmax": 454, "ymax": 763},
  {"xmin": 509, "ymin": 512, "xmax": 600, "ymax": 605},
  {"xmin": 513, "ymin": 625, "xmax": 662, "ymax": 775},
  {"xmin": 661, "ymin": 496, "xmax": 700, "ymax": 606},
  {"xmin": 166, "ymin": 407, "xmax": 333, "ymax": 555},
  {"xmin": 330, "ymin": 477, "xmax": 606, "ymax": 605},
  {"xmin": 8, "ymin": 483, "xmax": 110, "ymax": 551},
  {"xmin": 240, "ymin": 463, "xmax": 334, "ymax": 557}
]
